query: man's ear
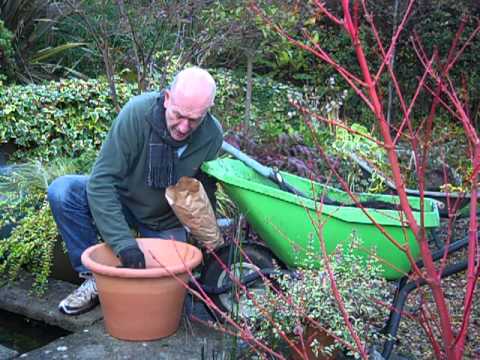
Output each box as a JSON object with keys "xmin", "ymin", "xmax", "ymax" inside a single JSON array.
[{"xmin": 164, "ymin": 90, "xmax": 171, "ymax": 108}]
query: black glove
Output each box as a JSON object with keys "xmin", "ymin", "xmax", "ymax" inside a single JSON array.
[{"xmin": 118, "ymin": 246, "xmax": 146, "ymax": 269}]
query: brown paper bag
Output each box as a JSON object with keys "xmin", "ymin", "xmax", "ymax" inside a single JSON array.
[{"xmin": 165, "ymin": 176, "xmax": 224, "ymax": 251}]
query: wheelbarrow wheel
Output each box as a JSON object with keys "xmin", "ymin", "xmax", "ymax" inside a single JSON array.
[{"xmin": 200, "ymin": 243, "xmax": 278, "ymax": 317}]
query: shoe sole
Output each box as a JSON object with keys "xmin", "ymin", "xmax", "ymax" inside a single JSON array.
[{"xmin": 58, "ymin": 297, "xmax": 100, "ymax": 316}]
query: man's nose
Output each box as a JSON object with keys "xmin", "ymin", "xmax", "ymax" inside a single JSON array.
[{"xmin": 177, "ymin": 119, "xmax": 190, "ymax": 133}]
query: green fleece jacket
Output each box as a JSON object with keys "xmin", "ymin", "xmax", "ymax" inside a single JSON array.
[{"xmin": 86, "ymin": 92, "xmax": 223, "ymax": 254}]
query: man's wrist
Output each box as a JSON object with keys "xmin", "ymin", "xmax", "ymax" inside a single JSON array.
[{"xmin": 118, "ymin": 245, "xmax": 146, "ymax": 269}]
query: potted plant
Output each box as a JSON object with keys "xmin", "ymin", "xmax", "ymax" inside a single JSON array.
[{"xmin": 242, "ymin": 238, "xmax": 391, "ymax": 359}]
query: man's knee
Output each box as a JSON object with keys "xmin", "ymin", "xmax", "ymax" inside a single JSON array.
[{"xmin": 47, "ymin": 175, "xmax": 88, "ymax": 210}]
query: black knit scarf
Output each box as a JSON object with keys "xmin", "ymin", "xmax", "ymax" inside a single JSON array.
[{"xmin": 145, "ymin": 95, "xmax": 192, "ymax": 188}]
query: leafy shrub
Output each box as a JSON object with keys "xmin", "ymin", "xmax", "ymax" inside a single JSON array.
[
  {"xmin": 0, "ymin": 20, "xmax": 14, "ymax": 82},
  {"xmin": 243, "ymin": 238, "xmax": 390, "ymax": 358},
  {"xmin": 211, "ymin": 67, "xmax": 313, "ymax": 142},
  {"xmin": 0, "ymin": 154, "xmax": 96, "ymax": 293},
  {"xmin": 1, "ymin": 68, "xmax": 318, "ymax": 163},
  {"xmin": 331, "ymin": 123, "xmax": 388, "ymax": 193},
  {"xmin": 0, "ymin": 192, "xmax": 57, "ymax": 294}
]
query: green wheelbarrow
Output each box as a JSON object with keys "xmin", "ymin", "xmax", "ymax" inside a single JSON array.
[
  {"xmin": 190, "ymin": 142, "xmax": 475, "ymax": 358},
  {"xmin": 201, "ymin": 157, "xmax": 440, "ymax": 280},
  {"xmin": 193, "ymin": 145, "xmax": 470, "ymax": 359}
]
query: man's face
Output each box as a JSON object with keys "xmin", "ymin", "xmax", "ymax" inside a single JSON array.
[{"xmin": 164, "ymin": 90, "xmax": 209, "ymax": 141}]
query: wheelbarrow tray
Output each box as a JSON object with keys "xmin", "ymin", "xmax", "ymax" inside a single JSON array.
[
  {"xmin": 202, "ymin": 159, "xmax": 440, "ymax": 280},
  {"xmin": 348, "ymin": 152, "xmax": 470, "ymax": 217}
]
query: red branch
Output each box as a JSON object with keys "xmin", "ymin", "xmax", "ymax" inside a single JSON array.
[{"xmin": 250, "ymin": 1, "xmax": 480, "ymax": 358}]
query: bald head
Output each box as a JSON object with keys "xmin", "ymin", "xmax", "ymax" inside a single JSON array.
[
  {"xmin": 164, "ymin": 67, "xmax": 216, "ymax": 141},
  {"xmin": 169, "ymin": 67, "xmax": 216, "ymax": 108}
]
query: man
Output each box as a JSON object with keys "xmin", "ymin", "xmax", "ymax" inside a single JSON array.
[{"xmin": 48, "ymin": 67, "xmax": 223, "ymax": 315}]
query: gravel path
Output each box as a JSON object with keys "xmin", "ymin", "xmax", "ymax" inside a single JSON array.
[{"xmin": 395, "ymin": 218, "xmax": 479, "ymax": 359}]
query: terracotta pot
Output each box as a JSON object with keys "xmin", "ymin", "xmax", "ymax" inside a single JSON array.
[
  {"xmin": 291, "ymin": 327, "xmax": 338, "ymax": 360},
  {"xmin": 81, "ymin": 238, "xmax": 202, "ymax": 341}
]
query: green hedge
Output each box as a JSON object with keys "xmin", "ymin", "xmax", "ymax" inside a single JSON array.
[
  {"xmin": 0, "ymin": 78, "xmax": 136, "ymax": 161},
  {"xmin": 0, "ymin": 69, "xmax": 314, "ymax": 162}
]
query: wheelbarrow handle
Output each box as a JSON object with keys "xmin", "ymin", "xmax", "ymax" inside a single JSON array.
[
  {"xmin": 221, "ymin": 141, "xmax": 272, "ymax": 179},
  {"xmin": 221, "ymin": 141, "xmax": 308, "ymax": 198}
]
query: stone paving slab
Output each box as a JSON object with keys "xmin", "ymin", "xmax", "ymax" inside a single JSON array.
[
  {"xmin": 20, "ymin": 320, "xmax": 227, "ymax": 360},
  {"xmin": 0, "ymin": 274, "xmax": 102, "ymax": 332},
  {"xmin": 0, "ymin": 274, "xmax": 228, "ymax": 359},
  {"xmin": 0, "ymin": 344, "xmax": 18, "ymax": 360}
]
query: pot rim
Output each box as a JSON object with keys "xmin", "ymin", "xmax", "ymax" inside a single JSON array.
[{"xmin": 81, "ymin": 238, "xmax": 203, "ymax": 278}]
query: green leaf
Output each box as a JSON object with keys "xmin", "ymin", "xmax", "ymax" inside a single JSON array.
[{"xmin": 30, "ymin": 42, "xmax": 88, "ymax": 63}]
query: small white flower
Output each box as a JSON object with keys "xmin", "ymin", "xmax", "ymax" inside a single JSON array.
[{"xmin": 57, "ymin": 346, "xmax": 68, "ymax": 351}]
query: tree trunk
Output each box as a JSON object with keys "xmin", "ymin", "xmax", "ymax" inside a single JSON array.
[
  {"xmin": 102, "ymin": 44, "xmax": 119, "ymax": 112},
  {"xmin": 245, "ymin": 52, "xmax": 253, "ymax": 133}
]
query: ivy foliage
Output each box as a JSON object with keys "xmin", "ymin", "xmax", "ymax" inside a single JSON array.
[
  {"xmin": 0, "ymin": 78, "xmax": 136, "ymax": 161},
  {"xmin": 1, "ymin": 68, "xmax": 317, "ymax": 163}
]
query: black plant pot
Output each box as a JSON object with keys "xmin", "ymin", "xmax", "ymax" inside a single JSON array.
[
  {"xmin": 0, "ymin": 141, "xmax": 17, "ymax": 166},
  {"xmin": 50, "ymin": 237, "xmax": 82, "ymax": 285}
]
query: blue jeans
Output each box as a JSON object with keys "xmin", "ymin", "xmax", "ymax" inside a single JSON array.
[{"xmin": 47, "ymin": 175, "xmax": 186, "ymax": 273}]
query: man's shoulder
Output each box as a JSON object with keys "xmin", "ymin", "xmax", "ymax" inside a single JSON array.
[
  {"xmin": 206, "ymin": 113, "xmax": 223, "ymax": 139},
  {"xmin": 124, "ymin": 91, "xmax": 160, "ymax": 111},
  {"xmin": 187, "ymin": 113, "xmax": 223, "ymax": 156},
  {"xmin": 204, "ymin": 114, "xmax": 223, "ymax": 155}
]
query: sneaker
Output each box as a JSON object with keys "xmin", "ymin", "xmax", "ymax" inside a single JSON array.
[{"xmin": 58, "ymin": 275, "xmax": 99, "ymax": 315}]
